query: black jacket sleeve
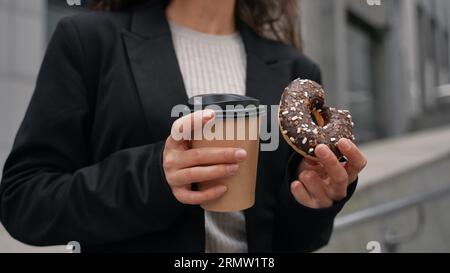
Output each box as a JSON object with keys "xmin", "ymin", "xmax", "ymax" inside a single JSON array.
[
  {"xmin": 273, "ymin": 63, "xmax": 357, "ymax": 252},
  {"xmin": 0, "ymin": 18, "xmax": 185, "ymax": 247}
]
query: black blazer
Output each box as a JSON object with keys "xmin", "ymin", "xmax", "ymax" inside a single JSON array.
[{"xmin": 0, "ymin": 1, "xmax": 356, "ymax": 253}]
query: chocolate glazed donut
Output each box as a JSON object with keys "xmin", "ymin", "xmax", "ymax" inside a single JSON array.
[{"xmin": 278, "ymin": 79, "xmax": 355, "ymax": 160}]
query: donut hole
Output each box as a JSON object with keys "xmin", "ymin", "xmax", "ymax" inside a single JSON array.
[{"xmin": 311, "ymin": 110, "xmax": 325, "ymax": 127}]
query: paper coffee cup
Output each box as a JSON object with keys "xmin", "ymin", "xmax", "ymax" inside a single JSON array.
[{"xmin": 188, "ymin": 94, "xmax": 265, "ymax": 212}]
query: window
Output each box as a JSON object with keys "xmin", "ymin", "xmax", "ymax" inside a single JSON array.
[
  {"xmin": 346, "ymin": 16, "xmax": 378, "ymax": 142},
  {"xmin": 417, "ymin": 4, "xmax": 450, "ymax": 107},
  {"xmin": 437, "ymin": 29, "xmax": 450, "ymax": 85}
]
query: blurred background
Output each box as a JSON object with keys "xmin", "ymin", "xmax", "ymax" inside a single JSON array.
[{"xmin": 0, "ymin": 0, "xmax": 449, "ymax": 252}]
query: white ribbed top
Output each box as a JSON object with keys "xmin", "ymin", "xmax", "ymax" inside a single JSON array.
[
  {"xmin": 170, "ymin": 22, "xmax": 247, "ymax": 96},
  {"xmin": 169, "ymin": 21, "xmax": 248, "ymax": 253}
]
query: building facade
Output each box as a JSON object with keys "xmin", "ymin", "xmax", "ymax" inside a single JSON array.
[{"xmin": 302, "ymin": 0, "xmax": 450, "ymax": 142}]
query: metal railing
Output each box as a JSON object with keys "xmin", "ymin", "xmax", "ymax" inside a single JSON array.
[{"xmin": 333, "ymin": 185, "xmax": 450, "ymax": 252}]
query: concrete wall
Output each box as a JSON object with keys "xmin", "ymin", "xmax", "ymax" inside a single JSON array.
[
  {"xmin": 301, "ymin": 0, "xmax": 450, "ymax": 139},
  {"xmin": 301, "ymin": 0, "xmax": 348, "ymax": 108},
  {"xmin": 0, "ymin": 0, "xmax": 49, "ymax": 252},
  {"xmin": 0, "ymin": 0, "xmax": 46, "ymax": 170}
]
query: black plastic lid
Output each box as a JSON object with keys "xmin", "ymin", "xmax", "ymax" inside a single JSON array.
[{"xmin": 188, "ymin": 94, "xmax": 265, "ymax": 118}]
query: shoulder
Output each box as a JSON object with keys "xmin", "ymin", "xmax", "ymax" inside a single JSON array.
[
  {"xmin": 47, "ymin": 11, "xmax": 133, "ymax": 93},
  {"xmin": 50, "ymin": 10, "xmax": 132, "ymax": 58},
  {"xmin": 49, "ymin": 10, "xmax": 132, "ymax": 73},
  {"xmin": 256, "ymin": 37, "xmax": 322, "ymax": 84},
  {"xmin": 55, "ymin": 10, "xmax": 130, "ymax": 42}
]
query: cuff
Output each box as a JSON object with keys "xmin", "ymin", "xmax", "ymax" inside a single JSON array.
[{"xmin": 150, "ymin": 140, "xmax": 187, "ymax": 219}]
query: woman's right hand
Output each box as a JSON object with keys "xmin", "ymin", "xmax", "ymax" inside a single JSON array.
[{"xmin": 163, "ymin": 110, "xmax": 247, "ymax": 205}]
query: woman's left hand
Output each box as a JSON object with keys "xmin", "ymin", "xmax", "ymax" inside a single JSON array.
[{"xmin": 291, "ymin": 138, "xmax": 367, "ymax": 209}]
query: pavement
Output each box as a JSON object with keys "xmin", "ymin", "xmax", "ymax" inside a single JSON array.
[{"xmin": 356, "ymin": 125, "xmax": 450, "ymax": 191}]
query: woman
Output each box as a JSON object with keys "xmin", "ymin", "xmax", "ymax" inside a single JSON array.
[{"xmin": 0, "ymin": 0, "xmax": 366, "ymax": 252}]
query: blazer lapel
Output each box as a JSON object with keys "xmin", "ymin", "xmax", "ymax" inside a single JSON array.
[
  {"xmin": 239, "ymin": 22, "xmax": 293, "ymax": 253},
  {"xmin": 239, "ymin": 22, "xmax": 291, "ymax": 106},
  {"xmin": 122, "ymin": 2, "xmax": 188, "ymax": 136}
]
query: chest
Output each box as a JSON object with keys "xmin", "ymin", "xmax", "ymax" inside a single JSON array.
[
  {"xmin": 171, "ymin": 31, "xmax": 247, "ymax": 98},
  {"xmin": 88, "ymin": 36, "xmax": 296, "ymax": 163}
]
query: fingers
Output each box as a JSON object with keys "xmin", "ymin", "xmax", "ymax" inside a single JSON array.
[
  {"xmin": 298, "ymin": 159, "xmax": 328, "ymax": 179},
  {"xmin": 298, "ymin": 171, "xmax": 333, "ymax": 208},
  {"xmin": 300, "ymin": 158, "xmax": 321, "ymax": 170},
  {"xmin": 315, "ymin": 144, "xmax": 349, "ymax": 187},
  {"xmin": 168, "ymin": 164, "xmax": 240, "ymax": 186},
  {"xmin": 173, "ymin": 185, "xmax": 228, "ymax": 205},
  {"xmin": 293, "ymin": 169, "xmax": 348, "ymax": 208},
  {"xmin": 337, "ymin": 138, "xmax": 367, "ymax": 182},
  {"xmin": 166, "ymin": 110, "xmax": 215, "ymax": 150},
  {"xmin": 304, "ymin": 158, "xmax": 320, "ymax": 166},
  {"xmin": 174, "ymin": 147, "xmax": 247, "ymax": 169},
  {"xmin": 295, "ymin": 140, "xmax": 365, "ymax": 206},
  {"xmin": 291, "ymin": 180, "xmax": 313, "ymax": 205}
]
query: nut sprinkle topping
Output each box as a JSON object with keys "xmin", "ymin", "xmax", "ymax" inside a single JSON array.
[{"xmin": 278, "ymin": 79, "xmax": 354, "ymax": 160}]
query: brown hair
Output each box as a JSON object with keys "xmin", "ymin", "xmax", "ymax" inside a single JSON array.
[{"xmin": 88, "ymin": 0, "xmax": 303, "ymax": 50}]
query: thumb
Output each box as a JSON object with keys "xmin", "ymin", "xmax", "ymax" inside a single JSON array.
[{"xmin": 167, "ymin": 109, "xmax": 215, "ymax": 150}]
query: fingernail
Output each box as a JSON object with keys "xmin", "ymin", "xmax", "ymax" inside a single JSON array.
[
  {"xmin": 302, "ymin": 170, "xmax": 314, "ymax": 180},
  {"xmin": 339, "ymin": 139, "xmax": 351, "ymax": 152},
  {"xmin": 315, "ymin": 144, "xmax": 328, "ymax": 158},
  {"xmin": 235, "ymin": 149, "xmax": 247, "ymax": 161},
  {"xmin": 227, "ymin": 164, "xmax": 239, "ymax": 174},
  {"xmin": 203, "ymin": 109, "xmax": 215, "ymax": 119},
  {"xmin": 218, "ymin": 185, "xmax": 228, "ymax": 193}
]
